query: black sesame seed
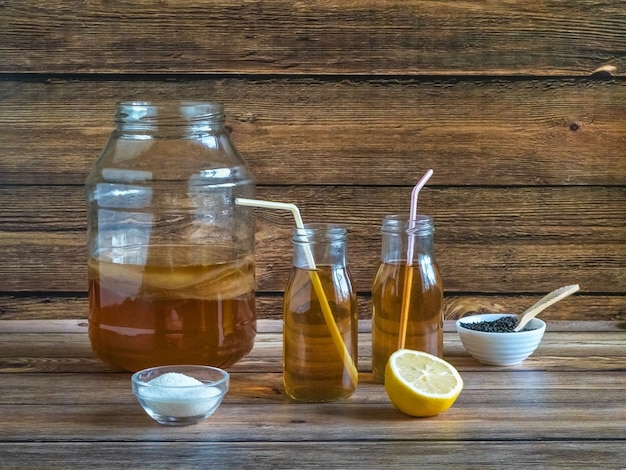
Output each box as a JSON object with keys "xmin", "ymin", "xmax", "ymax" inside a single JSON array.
[{"xmin": 461, "ymin": 316, "xmax": 536, "ymax": 333}]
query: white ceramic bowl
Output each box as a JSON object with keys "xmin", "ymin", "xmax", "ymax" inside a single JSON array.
[
  {"xmin": 131, "ymin": 365, "xmax": 229, "ymax": 426},
  {"xmin": 456, "ymin": 313, "xmax": 546, "ymax": 366}
]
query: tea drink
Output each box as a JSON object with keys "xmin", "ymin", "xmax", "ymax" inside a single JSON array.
[
  {"xmin": 371, "ymin": 260, "xmax": 443, "ymax": 382},
  {"xmin": 85, "ymin": 102, "xmax": 257, "ymax": 372},
  {"xmin": 88, "ymin": 246, "xmax": 256, "ymax": 372},
  {"xmin": 283, "ymin": 265, "xmax": 358, "ymax": 402}
]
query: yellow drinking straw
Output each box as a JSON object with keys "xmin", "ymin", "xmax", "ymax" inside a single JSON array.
[
  {"xmin": 398, "ymin": 169, "xmax": 434, "ymax": 349},
  {"xmin": 235, "ymin": 197, "xmax": 359, "ymax": 387}
]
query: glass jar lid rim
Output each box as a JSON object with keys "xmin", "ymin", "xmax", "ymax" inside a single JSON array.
[
  {"xmin": 115, "ymin": 101, "xmax": 224, "ymax": 123},
  {"xmin": 117, "ymin": 100, "xmax": 224, "ymax": 108}
]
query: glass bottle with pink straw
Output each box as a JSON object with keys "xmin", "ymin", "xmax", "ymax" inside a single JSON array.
[{"xmin": 371, "ymin": 170, "xmax": 444, "ymax": 383}]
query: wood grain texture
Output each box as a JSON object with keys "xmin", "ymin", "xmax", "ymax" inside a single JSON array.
[
  {"xmin": 2, "ymin": 321, "xmax": 625, "ymax": 371},
  {"xmin": 1, "ymin": 293, "xmax": 624, "ymax": 322},
  {"xmin": 0, "ymin": 320, "xmax": 624, "ymax": 468},
  {"xmin": 1, "ymin": 2, "xmax": 625, "ymax": 466},
  {"xmin": 0, "ymin": 442, "xmax": 623, "ymax": 470},
  {"xmin": 1, "ymin": 0, "xmax": 624, "ymax": 75},
  {"xmin": 1, "ymin": 79, "xmax": 624, "ymax": 186},
  {"xmin": 0, "ymin": 1, "xmax": 624, "ymax": 324},
  {"xmin": 3, "ymin": 185, "xmax": 624, "ymax": 239},
  {"xmin": 1, "ymin": 185, "xmax": 624, "ymax": 294},
  {"xmin": 2, "ymin": 227, "xmax": 623, "ymax": 291}
]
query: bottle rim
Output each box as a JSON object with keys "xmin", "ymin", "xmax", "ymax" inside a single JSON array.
[
  {"xmin": 381, "ymin": 214, "xmax": 434, "ymax": 235},
  {"xmin": 292, "ymin": 223, "xmax": 348, "ymax": 243}
]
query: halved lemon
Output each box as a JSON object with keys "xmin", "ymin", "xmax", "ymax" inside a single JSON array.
[{"xmin": 384, "ymin": 349, "xmax": 463, "ymax": 417}]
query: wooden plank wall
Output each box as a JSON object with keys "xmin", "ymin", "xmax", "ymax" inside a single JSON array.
[{"xmin": 1, "ymin": 1, "xmax": 624, "ymax": 322}]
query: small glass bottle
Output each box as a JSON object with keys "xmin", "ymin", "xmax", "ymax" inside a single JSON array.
[
  {"xmin": 371, "ymin": 215, "xmax": 443, "ymax": 382},
  {"xmin": 283, "ymin": 224, "xmax": 358, "ymax": 402},
  {"xmin": 85, "ymin": 101, "xmax": 256, "ymax": 372}
]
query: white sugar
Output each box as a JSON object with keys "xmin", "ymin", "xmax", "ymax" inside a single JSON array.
[
  {"xmin": 148, "ymin": 372, "xmax": 203, "ymax": 388},
  {"xmin": 139, "ymin": 372, "xmax": 222, "ymax": 417}
]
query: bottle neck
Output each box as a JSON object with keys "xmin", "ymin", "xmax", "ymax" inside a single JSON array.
[
  {"xmin": 115, "ymin": 101, "xmax": 225, "ymax": 137},
  {"xmin": 292, "ymin": 224, "xmax": 348, "ymax": 269},
  {"xmin": 380, "ymin": 215, "xmax": 435, "ymax": 263}
]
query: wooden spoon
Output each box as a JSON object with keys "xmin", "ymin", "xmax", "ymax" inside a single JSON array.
[{"xmin": 514, "ymin": 284, "xmax": 580, "ymax": 332}]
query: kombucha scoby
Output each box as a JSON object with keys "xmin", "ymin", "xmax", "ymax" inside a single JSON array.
[{"xmin": 88, "ymin": 246, "xmax": 256, "ymax": 372}]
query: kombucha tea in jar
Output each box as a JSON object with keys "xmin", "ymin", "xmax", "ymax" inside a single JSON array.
[
  {"xmin": 88, "ymin": 247, "xmax": 256, "ymax": 372},
  {"xmin": 85, "ymin": 101, "xmax": 256, "ymax": 372},
  {"xmin": 371, "ymin": 215, "xmax": 443, "ymax": 382},
  {"xmin": 283, "ymin": 224, "xmax": 358, "ymax": 402}
]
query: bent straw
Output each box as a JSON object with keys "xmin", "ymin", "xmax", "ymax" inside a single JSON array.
[
  {"xmin": 398, "ymin": 169, "xmax": 434, "ymax": 349},
  {"xmin": 235, "ymin": 197, "xmax": 358, "ymax": 386}
]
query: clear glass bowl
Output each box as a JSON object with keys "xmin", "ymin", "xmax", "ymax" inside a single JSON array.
[{"xmin": 131, "ymin": 365, "xmax": 229, "ymax": 426}]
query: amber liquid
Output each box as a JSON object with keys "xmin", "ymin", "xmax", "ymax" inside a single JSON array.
[
  {"xmin": 88, "ymin": 248, "xmax": 256, "ymax": 372},
  {"xmin": 283, "ymin": 266, "xmax": 358, "ymax": 402},
  {"xmin": 371, "ymin": 261, "xmax": 443, "ymax": 382}
]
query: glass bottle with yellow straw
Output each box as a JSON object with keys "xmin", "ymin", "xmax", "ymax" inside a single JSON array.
[
  {"xmin": 236, "ymin": 198, "xmax": 359, "ymax": 401},
  {"xmin": 283, "ymin": 223, "xmax": 358, "ymax": 401}
]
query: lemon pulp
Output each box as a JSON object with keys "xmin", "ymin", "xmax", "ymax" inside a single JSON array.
[{"xmin": 384, "ymin": 349, "xmax": 463, "ymax": 417}]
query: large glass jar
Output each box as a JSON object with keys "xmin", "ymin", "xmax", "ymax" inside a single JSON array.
[
  {"xmin": 371, "ymin": 215, "xmax": 443, "ymax": 382},
  {"xmin": 86, "ymin": 101, "xmax": 256, "ymax": 372},
  {"xmin": 283, "ymin": 224, "xmax": 359, "ymax": 402}
]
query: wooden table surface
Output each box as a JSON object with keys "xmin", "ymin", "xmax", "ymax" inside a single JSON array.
[{"xmin": 1, "ymin": 319, "xmax": 624, "ymax": 469}]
